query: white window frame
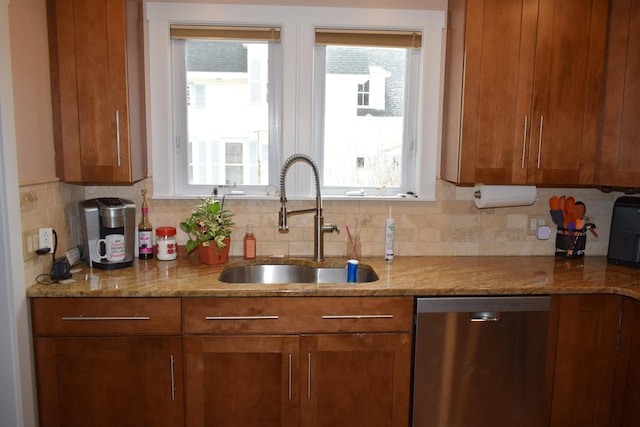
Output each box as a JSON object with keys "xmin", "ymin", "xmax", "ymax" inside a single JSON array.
[{"xmin": 146, "ymin": 3, "xmax": 445, "ymax": 201}]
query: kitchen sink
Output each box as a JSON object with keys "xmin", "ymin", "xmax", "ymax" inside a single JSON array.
[{"xmin": 218, "ymin": 261, "xmax": 378, "ymax": 284}]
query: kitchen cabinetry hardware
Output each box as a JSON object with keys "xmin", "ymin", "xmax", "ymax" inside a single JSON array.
[
  {"xmin": 204, "ymin": 315, "xmax": 279, "ymax": 320},
  {"xmin": 521, "ymin": 115, "xmax": 529, "ymax": 168},
  {"xmin": 62, "ymin": 315, "xmax": 151, "ymax": 321},
  {"xmin": 288, "ymin": 354, "xmax": 292, "ymax": 400},
  {"xmin": 170, "ymin": 355, "xmax": 176, "ymax": 401},
  {"xmin": 307, "ymin": 353, "xmax": 312, "ymax": 399},
  {"xmin": 321, "ymin": 314, "xmax": 394, "ymax": 319},
  {"xmin": 537, "ymin": 115, "xmax": 544, "ymax": 169},
  {"xmin": 115, "ymin": 110, "xmax": 121, "ymax": 167}
]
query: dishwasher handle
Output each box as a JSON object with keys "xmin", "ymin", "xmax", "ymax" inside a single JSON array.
[
  {"xmin": 470, "ymin": 311, "xmax": 500, "ymax": 322},
  {"xmin": 417, "ymin": 296, "xmax": 551, "ymax": 314}
]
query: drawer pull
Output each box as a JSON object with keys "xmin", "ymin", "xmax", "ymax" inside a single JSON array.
[
  {"xmin": 204, "ymin": 315, "xmax": 279, "ymax": 321},
  {"xmin": 307, "ymin": 353, "xmax": 312, "ymax": 399},
  {"xmin": 288, "ymin": 354, "xmax": 293, "ymax": 401},
  {"xmin": 170, "ymin": 355, "xmax": 176, "ymax": 401},
  {"xmin": 321, "ymin": 314, "xmax": 394, "ymax": 320},
  {"xmin": 62, "ymin": 316, "xmax": 151, "ymax": 321}
]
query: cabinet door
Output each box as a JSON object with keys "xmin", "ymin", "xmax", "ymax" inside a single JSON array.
[
  {"xmin": 598, "ymin": 0, "xmax": 640, "ymax": 188},
  {"xmin": 444, "ymin": 0, "xmax": 537, "ymax": 184},
  {"xmin": 299, "ymin": 333, "xmax": 412, "ymax": 427},
  {"xmin": 35, "ymin": 336, "xmax": 183, "ymax": 427},
  {"xmin": 612, "ymin": 297, "xmax": 640, "ymax": 426},
  {"xmin": 549, "ymin": 295, "xmax": 621, "ymax": 426},
  {"xmin": 528, "ymin": 0, "xmax": 609, "ymax": 185},
  {"xmin": 47, "ymin": 0, "xmax": 145, "ymax": 183},
  {"xmin": 184, "ymin": 335, "xmax": 299, "ymax": 427}
]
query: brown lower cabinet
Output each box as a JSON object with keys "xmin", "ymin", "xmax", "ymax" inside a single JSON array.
[
  {"xmin": 548, "ymin": 294, "xmax": 640, "ymax": 427},
  {"xmin": 182, "ymin": 297, "xmax": 413, "ymax": 427},
  {"xmin": 548, "ymin": 294, "xmax": 622, "ymax": 426},
  {"xmin": 35, "ymin": 336, "xmax": 184, "ymax": 427},
  {"xmin": 31, "ymin": 294, "xmax": 640, "ymax": 426},
  {"xmin": 30, "ymin": 296, "xmax": 413, "ymax": 427},
  {"xmin": 30, "ymin": 298, "xmax": 184, "ymax": 427},
  {"xmin": 613, "ymin": 297, "xmax": 640, "ymax": 426},
  {"xmin": 183, "ymin": 332, "xmax": 411, "ymax": 427}
]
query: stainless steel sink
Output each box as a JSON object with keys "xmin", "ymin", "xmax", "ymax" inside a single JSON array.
[{"xmin": 219, "ymin": 262, "xmax": 378, "ymax": 284}]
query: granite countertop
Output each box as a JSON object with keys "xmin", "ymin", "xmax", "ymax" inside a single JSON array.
[{"xmin": 25, "ymin": 255, "xmax": 640, "ymax": 301}]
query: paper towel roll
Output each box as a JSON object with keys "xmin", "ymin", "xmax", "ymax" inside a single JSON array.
[{"xmin": 473, "ymin": 185, "xmax": 537, "ymax": 208}]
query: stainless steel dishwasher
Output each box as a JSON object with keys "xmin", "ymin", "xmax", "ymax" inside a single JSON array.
[{"xmin": 412, "ymin": 296, "xmax": 551, "ymax": 427}]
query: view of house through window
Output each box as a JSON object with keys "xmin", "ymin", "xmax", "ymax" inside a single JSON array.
[
  {"xmin": 315, "ymin": 28, "xmax": 421, "ymax": 192},
  {"xmin": 184, "ymin": 39, "xmax": 270, "ymax": 186},
  {"xmin": 322, "ymin": 45, "xmax": 408, "ymax": 188}
]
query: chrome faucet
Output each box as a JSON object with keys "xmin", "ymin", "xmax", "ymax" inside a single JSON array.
[{"xmin": 278, "ymin": 153, "xmax": 339, "ymax": 261}]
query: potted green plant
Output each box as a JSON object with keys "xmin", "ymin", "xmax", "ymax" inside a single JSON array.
[{"xmin": 180, "ymin": 196, "xmax": 234, "ymax": 264}]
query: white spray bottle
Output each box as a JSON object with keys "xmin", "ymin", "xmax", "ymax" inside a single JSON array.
[{"xmin": 385, "ymin": 206, "xmax": 395, "ymax": 260}]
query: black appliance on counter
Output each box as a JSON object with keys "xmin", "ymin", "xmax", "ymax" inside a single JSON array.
[{"xmin": 608, "ymin": 196, "xmax": 640, "ymax": 268}]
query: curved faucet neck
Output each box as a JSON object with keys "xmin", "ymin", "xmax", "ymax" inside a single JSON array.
[{"xmin": 279, "ymin": 153, "xmax": 322, "ymax": 211}]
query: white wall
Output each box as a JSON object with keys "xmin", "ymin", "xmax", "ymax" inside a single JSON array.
[{"xmin": 1, "ymin": 0, "xmax": 37, "ymax": 425}]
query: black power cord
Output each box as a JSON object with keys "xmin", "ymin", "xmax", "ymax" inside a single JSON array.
[
  {"xmin": 35, "ymin": 229, "xmax": 73, "ymax": 284},
  {"xmin": 50, "ymin": 229, "xmax": 72, "ymax": 281}
]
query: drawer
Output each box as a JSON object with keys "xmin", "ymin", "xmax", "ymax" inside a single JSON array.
[
  {"xmin": 182, "ymin": 297, "xmax": 413, "ymax": 334},
  {"xmin": 31, "ymin": 298, "xmax": 182, "ymax": 335}
]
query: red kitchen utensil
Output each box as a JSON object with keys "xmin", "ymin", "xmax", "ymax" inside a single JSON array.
[
  {"xmin": 549, "ymin": 196, "xmax": 559, "ymax": 210},
  {"xmin": 564, "ymin": 196, "xmax": 576, "ymax": 228},
  {"xmin": 574, "ymin": 201, "xmax": 586, "ymax": 219}
]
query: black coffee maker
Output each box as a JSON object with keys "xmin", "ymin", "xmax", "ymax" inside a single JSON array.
[
  {"xmin": 80, "ymin": 198, "xmax": 136, "ymax": 269},
  {"xmin": 607, "ymin": 196, "xmax": 640, "ymax": 268}
]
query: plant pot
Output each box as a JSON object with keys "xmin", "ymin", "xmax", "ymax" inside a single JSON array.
[{"xmin": 196, "ymin": 238, "xmax": 230, "ymax": 265}]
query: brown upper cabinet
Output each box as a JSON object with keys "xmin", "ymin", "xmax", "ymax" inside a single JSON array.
[
  {"xmin": 47, "ymin": 0, "xmax": 146, "ymax": 184},
  {"xmin": 441, "ymin": 0, "xmax": 609, "ymax": 186},
  {"xmin": 598, "ymin": 0, "xmax": 640, "ymax": 189}
]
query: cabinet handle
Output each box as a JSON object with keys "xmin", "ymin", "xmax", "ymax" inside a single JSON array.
[
  {"xmin": 170, "ymin": 355, "xmax": 176, "ymax": 401},
  {"xmin": 321, "ymin": 314, "xmax": 394, "ymax": 319},
  {"xmin": 288, "ymin": 354, "xmax": 292, "ymax": 401},
  {"xmin": 307, "ymin": 353, "xmax": 312, "ymax": 399},
  {"xmin": 115, "ymin": 110, "xmax": 121, "ymax": 167},
  {"xmin": 521, "ymin": 115, "xmax": 528, "ymax": 169},
  {"xmin": 61, "ymin": 316, "xmax": 151, "ymax": 321},
  {"xmin": 204, "ymin": 315, "xmax": 279, "ymax": 320},
  {"xmin": 536, "ymin": 115, "xmax": 544, "ymax": 169}
]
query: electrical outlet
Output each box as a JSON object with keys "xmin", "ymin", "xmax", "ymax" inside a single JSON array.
[
  {"xmin": 39, "ymin": 227, "xmax": 54, "ymax": 250},
  {"xmin": 527, "ymin": 215, "xmax": 548, "ymax": 236}
]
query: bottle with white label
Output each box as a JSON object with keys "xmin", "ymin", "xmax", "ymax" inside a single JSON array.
[
  {"xmin": 385, "ymin": 207, "xmax": 394, "ymax": 260},
  {"xmin": 138, "ymin": 189, "xmax": 153, "ymax": 259}
]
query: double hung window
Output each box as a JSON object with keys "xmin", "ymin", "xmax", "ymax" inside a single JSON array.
[
  {"xmin": 170, "ymin": 25, "xmax": 280, "ymax": 194},
  {"xmin": 313, "ymin": 29, "xmax": 422, "ymax": 194},
  {"xmin": 147, "ymin": 4, "xmax": 444, "ymax": 200}
]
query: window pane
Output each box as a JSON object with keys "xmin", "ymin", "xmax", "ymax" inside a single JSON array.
[
  {"xmin": 322, "ymin": 46, "xmax": 406, "ymax": 188},
  {"xmin": 184, "ymin": 39, "xmax": 270, "ymax": 186}
]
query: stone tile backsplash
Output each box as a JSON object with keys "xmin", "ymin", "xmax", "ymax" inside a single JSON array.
[{"xmin": 20, "ymin": 178, "xmax": 624, "ymax": 279}]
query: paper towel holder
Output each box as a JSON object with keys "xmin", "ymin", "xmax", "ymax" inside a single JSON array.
[{"xmin": 472, "ymin": 184, "xmax": 538, "ymax": 208}]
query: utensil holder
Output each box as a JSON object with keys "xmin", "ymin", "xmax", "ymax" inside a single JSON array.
[{"xmin": 555, "ymin": 227, "xmax": 586, "ymax": 258}]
